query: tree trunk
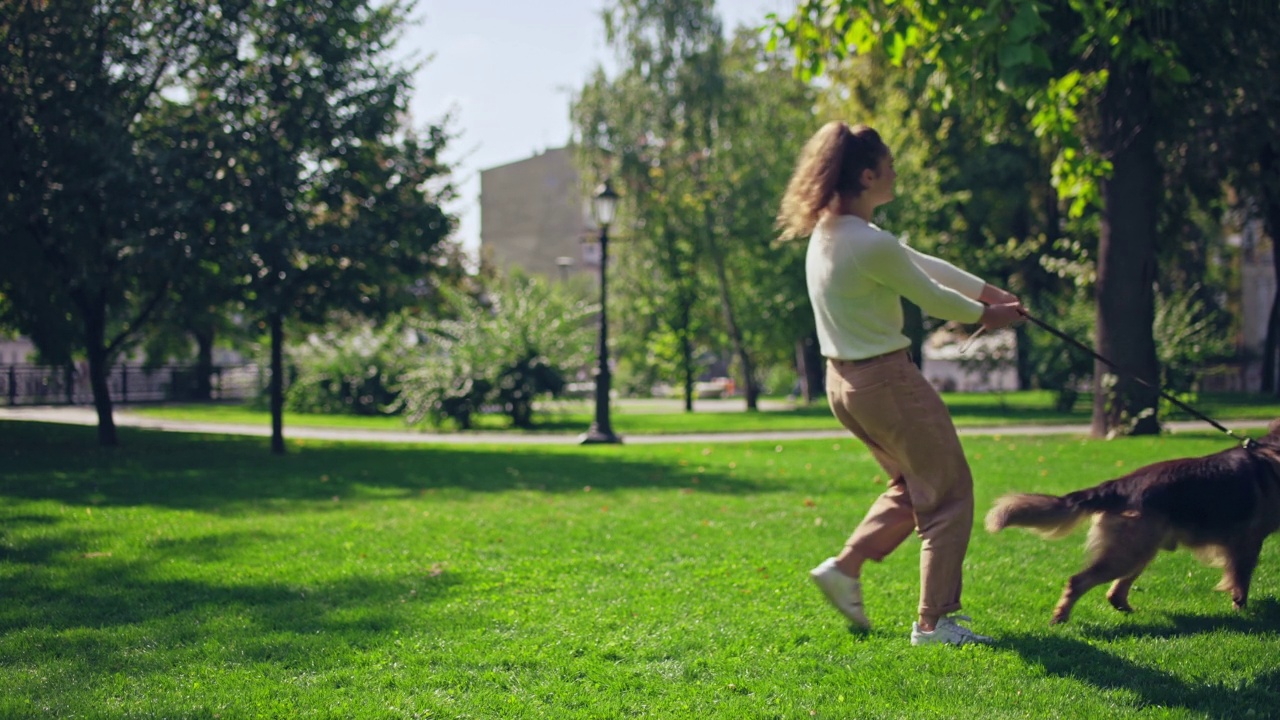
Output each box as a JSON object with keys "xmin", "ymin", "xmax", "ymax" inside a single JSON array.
[
  {"xmin": 269, "ymin": 312, "xmax": 285, "ymax": 454},
  {"xmin": 86, "ymin": 346, "xmax": 117, "ymax": 446},
  {"xmin": 193, "ymin": 324, "xmax": 215, "ymax": 401},
  {"xmin": 80, "ymin": 294, "xmax": 118, "ymax": 447},
  {"xmin": 1091, "ymin": 63, "xmax": 1161, "ymax": 437},
  {"xmin": 680, "ymin": 326, "xmax": 695, "ymax": 413},
  {"xmin": 702, "ymin": 222, "xmax": 758, "ymax": 411},
  {"xmin": 796, "ymin": 332, "xmax": 824, "ymax": 404},
  {"xmin": 1014, "ymin": 324, "xmax": 1031, "ymax": 391},
  {"xmin": 901, "ymin": 299, "xmax": 925, "ymax": 370}
]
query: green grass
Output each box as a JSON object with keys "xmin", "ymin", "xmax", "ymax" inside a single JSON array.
[
  {"xmin": 2, "ymin": 420, "xmax": 1279, "ymax": 718},
  {"xmin": 123, "ymin": 390, "xmax": 1280, "ymax": 436}
]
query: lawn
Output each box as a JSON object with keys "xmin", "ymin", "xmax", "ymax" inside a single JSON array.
[
  {"xmin": 2, "ymin": 420, "xmax": 1278, "ymax": 718},
  {"xmin": 123, "ymin": 390, "xmax": 1280, "ymax": 436}
]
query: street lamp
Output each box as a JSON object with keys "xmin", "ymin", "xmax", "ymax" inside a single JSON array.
[
  {"xmin": 580, "ymin": 179, "xmax": 621, "ymax": 444},
  {"xmin": 555, "ymin": 256, "xmax": 574, "ymax": 283}
]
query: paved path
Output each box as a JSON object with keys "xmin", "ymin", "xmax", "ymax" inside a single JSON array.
[{"xmin": 0, "ymin": 405, "xmax": 1270, "ymax": 445}]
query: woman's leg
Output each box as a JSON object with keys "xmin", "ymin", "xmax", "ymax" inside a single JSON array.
[
  {"xmin": 826, "ymin": 360, "xmax": 918, "ymax": 577},
  {"xmin": 829, "ymin": 354, "xmax": 974, "ymax": 627}
]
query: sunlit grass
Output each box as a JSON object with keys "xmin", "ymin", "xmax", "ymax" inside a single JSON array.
[
  {"xmin": 124, "ymin": 390, "xmax": 1280, "ymax": 436},
  {"xmin": 2, "ymin": 420, "xmax": 1278, "ymax": 718}
]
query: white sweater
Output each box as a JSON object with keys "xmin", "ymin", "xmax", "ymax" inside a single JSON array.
[{"xmin": 806, "ymin": 214, "xmax": 985, "ymax": 361}]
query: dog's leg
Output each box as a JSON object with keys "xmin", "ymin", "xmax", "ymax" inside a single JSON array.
[
  {"xmin": 1052, "ymin": 564, "xmax": 1108, "ymax": 624},
  {"xmin": 1052, "ymin": 516, "xmax": 1158, "ymax": 624},
  {"xmin": 1105, "ymin": 540, "xmax": 1160, "ymax": 613},
  {"xmin": 1218, "ymin": 538, "xmax": 1264, "ymax": 611},
  {"xmin": 1106, "ymin": 571, "xmax": 1143, "ymax": 613}
]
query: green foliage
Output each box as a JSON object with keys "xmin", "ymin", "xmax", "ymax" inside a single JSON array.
[
  {"xmin": 760, "ymin": 363, "xmax": 799, "ymax": 397},
  {"xmin": 771, "ymin": 1, "xmax": 1265, "ymax": 436},
  {"xmin": 178, "ymin": 0, "xmax": 455, "ymax": 451},
  {"xmin": 573, "ymin": 0, "xmax": 722, "ymax": 405},
  {"xmin": 1153, "ymin": 284, "xmax": 1237, "ymax": 397},
  {"xmin": 768, "ymin": 0, "xmax": 1197, "ymax": 214},
  {"xmin": 1026, "ymin": 289, "xmax": 1095, "ymax": 412},
  {"xmin": 574, "ymin": 4, "xmax": 817, "ymax": 407},
  {"xmin": 0, "ymin": 0, "xmax": 222, "ymax": 444},
  {"xmin": 396, "ymin": 272, "xmax": 597, "ymax": 430},
  {"xmin": 0, "ymin": 0, "xmax": 457, "ymax": 448},
  {"xmin": 284, "ymin": 318, "xmax": 410, "ymax": 416}
]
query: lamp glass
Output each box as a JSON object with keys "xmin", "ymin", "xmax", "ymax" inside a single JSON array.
[{"xmin": 592, "ymin": 181, "xmax": 618, "ymax": 226}]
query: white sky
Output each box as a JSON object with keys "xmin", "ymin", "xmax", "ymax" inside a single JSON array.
[{"xmin": 400, "ymin": 0, "xmax": 795, "ymax": 257}]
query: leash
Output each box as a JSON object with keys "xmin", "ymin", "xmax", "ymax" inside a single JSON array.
[{"xmin": 1013, "ymin": 309, "xmax": 1257, "ymax": 450}]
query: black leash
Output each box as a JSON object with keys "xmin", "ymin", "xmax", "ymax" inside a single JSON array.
[{"xmin": 1016, "ymin": 309, "xmax": 1257, "ymax": 450}]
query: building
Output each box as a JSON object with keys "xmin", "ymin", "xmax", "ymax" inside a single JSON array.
[
  {"xmin": 0, "ymin": 337, "xmax": 36, "ymax": 365},
  {"xmin": 479, "ymin": 146, "xmax": 598, "ymax": 280}
]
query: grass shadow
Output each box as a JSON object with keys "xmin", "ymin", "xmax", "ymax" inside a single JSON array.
[
  {"xmin": 0, "ymin": 528, "xmax": 464, "ymax": 637},
  {"xmin": 1001, "ymin": 632, "xmax": 1280, "ymax": 718},
  {"xmin": 1074, "ymin": 597, "xmax": 1280, "ymax": 641}
]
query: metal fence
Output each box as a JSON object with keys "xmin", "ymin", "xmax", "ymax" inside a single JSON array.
[{"xmin": 1, "ymin": 364, "xmax": 263, "ymax": 406}]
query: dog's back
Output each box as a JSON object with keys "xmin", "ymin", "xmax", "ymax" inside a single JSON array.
[{"xmin": 1132, "ymin": 449, "xmax": 1280, "ymax": 544}]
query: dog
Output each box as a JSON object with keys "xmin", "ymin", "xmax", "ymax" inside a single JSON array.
[{"xmin": 985, "ymin": 420, "xmax": 1280, "ymax": 625}]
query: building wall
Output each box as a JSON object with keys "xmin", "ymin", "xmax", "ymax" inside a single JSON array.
[
  {"xmin": 479, "ymin": 146, "xmax": 595, "ymax": 279},
  {"xmin": 0, "ymin": 337, "xmax": 36, "ymax": 365}
]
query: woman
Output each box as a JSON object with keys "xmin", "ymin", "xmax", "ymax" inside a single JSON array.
[{"xmin": 778, "ymin": 121, "xmax": 1023, "ymax": 646}]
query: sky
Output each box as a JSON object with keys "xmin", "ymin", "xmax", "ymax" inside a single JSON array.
[{"xmin": 399, "ymin": 0, "xmax": 795, "ymax": 257}]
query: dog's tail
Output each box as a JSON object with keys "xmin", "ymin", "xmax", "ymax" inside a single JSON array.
[{"xmin": 985, "ymin": 483, "xmax": 1127, "ymax": 538}]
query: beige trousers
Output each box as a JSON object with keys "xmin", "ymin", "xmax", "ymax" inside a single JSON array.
[{"xmin": 826, "ymin": 351, "xmax": 974, "ymax": 618}]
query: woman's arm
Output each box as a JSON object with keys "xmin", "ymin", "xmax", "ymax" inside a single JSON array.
[
  {"xmin": 906, "ymin": 247, "xmax": 1021, "ymax": 306},
  {"xmin": 904, "ymin": 247, "xmax": 986, "ymax": 299},
  {"xmin": 859, "ymin": 236, "xmax": 984, "ymax": 323}
]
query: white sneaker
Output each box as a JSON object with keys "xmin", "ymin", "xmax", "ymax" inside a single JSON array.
[
  {"xmin": 809, "ymin": 558, "xmax": 871, "ymax": 630},
  {"xmin": 910, "ymin": 615, "xmax": 993, "ymax": 646}
]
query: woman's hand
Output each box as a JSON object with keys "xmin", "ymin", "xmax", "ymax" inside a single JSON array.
[
  {"xmin": 979, "ymin": 302, "xmax": 1025, "ymax": 331},
  {"xmin": 979, "ymin": 284, "xmax": 1019, "ymax": 306}
]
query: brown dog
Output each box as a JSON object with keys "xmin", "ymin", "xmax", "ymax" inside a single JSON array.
[{"xmin": 985, "ymin": 421, "xmax": 1280, "ymax": 624}]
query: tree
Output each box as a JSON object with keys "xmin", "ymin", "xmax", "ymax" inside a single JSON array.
[
  {"xmin": 1187, "ymin": 9, "xmax": 1280, "ymax": 392},
  {"xmin": 130, "ymin": 96, "xmax": 256, "ymax": 400},
  {"xmin": 185, "ymin": 0, "xmax": 455, "ymax": 453},
  {"xmin": 817, "ymin": 52, "xmax": 1085, "ymax": 390},
  {"xmin": 769, "ymin": 0, "xmax": 1246, "ymax": 436},
  {"xmin": 574, "ymin": 1, "xmax": 819, "ymax": 410},
  {"xmin": 397, "ymin": 271, "xmax": 597, "ymax": 430},
  {"xmin": 711, "ymin": 29, "xmax": 820, "ymax": 400},
  {"xmin": 573, "ymin": 0, "xmax": 722, "ymax": 411},
  {"xmin": 0, "ymin": 0, "xmax": 217, "ymax": 446}
]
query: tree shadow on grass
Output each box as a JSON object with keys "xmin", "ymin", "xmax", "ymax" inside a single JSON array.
[
  {"xmin": 0, "ymin": 528, "xmax": 466, "ymax": 637},
  {"xmin": 0, "ymin": 420, "xmax": 768, "ymax": 511},
  {"xmin": 1002, "ymin": 603, "xmax": 1280, "ymax": 719}
]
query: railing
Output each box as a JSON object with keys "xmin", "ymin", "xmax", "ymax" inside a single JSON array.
[{"xmin": 0, "ymin": 364, "xmax": 263, "ymax": 406}]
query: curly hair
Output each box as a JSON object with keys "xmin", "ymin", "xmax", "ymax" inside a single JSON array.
[{"xmin": 776, "ymin": 122, "xmax": 889, "ymax": 241}]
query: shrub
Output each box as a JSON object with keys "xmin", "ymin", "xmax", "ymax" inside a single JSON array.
[
  {"xmin": 285, "ymin": 319, "xmax": 410, "ymax": 415},
  {"xmin": 396, "ymin": 271, "xmax": 595, "ymax": 429}
]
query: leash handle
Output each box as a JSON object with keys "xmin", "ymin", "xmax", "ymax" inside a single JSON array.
[{"xmin": 1017, "ymin": 309, "xmax": 1255, "ymax": 448}]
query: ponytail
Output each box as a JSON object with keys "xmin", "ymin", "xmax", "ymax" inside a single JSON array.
[{"xmin": 776, "ymin": 122, "xmax": 888, "ymax": 241}]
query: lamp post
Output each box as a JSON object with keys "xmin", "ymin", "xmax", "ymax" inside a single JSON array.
[
  {"xmin": 555, "ymin": 256, "xmax": 574, "ymax": 283},
  {"xmin": 580, "ymin": 179, "xmax": 621, "ymax": 444}
]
